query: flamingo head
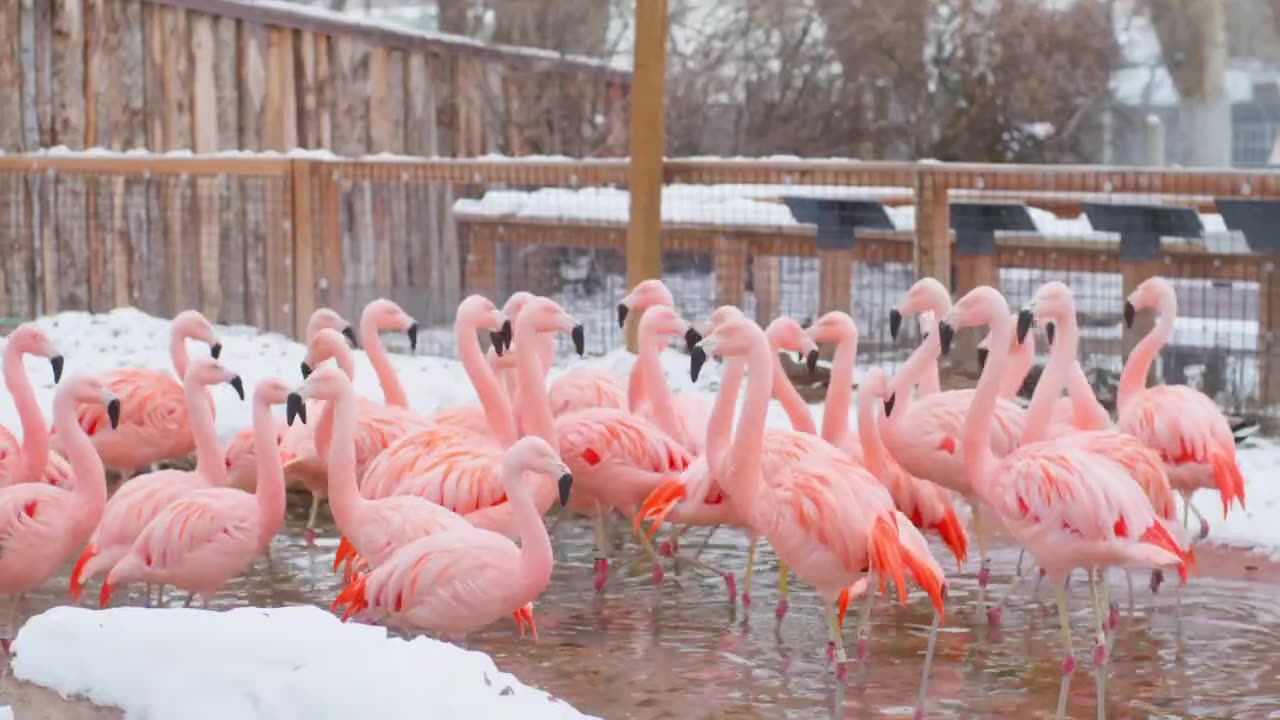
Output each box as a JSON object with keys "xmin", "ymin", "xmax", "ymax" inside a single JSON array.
[
  {"xmin": 891, "ymin": 277, "xmax": 951, "ymax": 341},
  {"xmin": 858, "ymin": 367, "xmax": 895, "ymax": 418},
  {"xmin": 302, "ymin": 328, "xmax": 355, "ymax": 381},
  {"xmin": 695, "ymin": 316, "xmax": 766, "ymax": 362},
  {"xmin": 517, "ymin": 297, "xmax": 584, "ymax": 357},
  {"xmin": 768, "ymin": 317, "xmax": 820, "ymax": 378},
  {"xmin": 1020, "ymin": 281, "xmax": 1075, "ymax": 344},
  {"xmin": 184, "ymin": 358, "xmax": 245, "ymax": 401},
  {"xmin": 802, "ymin": 311, "xmax": 856, "ymax": 352},
  {"xmin": 363, "ymin": 298, "xmax": 418, "ymax": 352},
  {"xmin": 5, "ymin": 323, "xmax": 64, "ymax": 384},
  {"xmin": 504, "ymin": 435, "xmax": 573, "ymax": 507},
  {"xmin": 306, "ymin": 307, "xmax": 355, "ymax": 348},
  {"xmin": 173, "ymin": 310, "xmax": 223, "ymax": 360},
  {"xmin": 457, "ymin": 295, "xmax": 509, "ymax": 356},
  {"xmin": 293, "ymin": 364, "xmax": 350, "ymax": 408},
  {"xmin": 617, "ymin": 279, "xmax": 674, "ymax": 329},
  {"xmin": 939, "ymin": 286, "xmax": 1010, "ymax": 356},
  {"xmin": 1125, "ymin": 276, "xmax": 1175, "ymax": 328},
  {"xmin": 253, "ymin": 376, "xmax": 294, "ymax": 408},
  {"xmin": 58, "ymin": 373, "xmax": 119, "ymax": 430}
]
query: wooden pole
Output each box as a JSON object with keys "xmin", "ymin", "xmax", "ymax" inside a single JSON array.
[{"xmin": 624, "ymin": 0, "xmax": 668, "ymax": 351}]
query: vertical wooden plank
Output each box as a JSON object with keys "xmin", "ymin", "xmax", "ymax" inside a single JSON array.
[
  {"xmin": 211, "ymin": 16, "xmax": 243, "ymax": 323},
  {"xmin": 263, "ymin": 27, "xmax": 296, "ymax": 151},
  {"xmin": 463, "ymin": 231, "xmax": 497, "ymax": 300},
  {"xmin": 190, "ymin": 15, "xmax": 218, "ymax": 153},
  {"xmin": 238, "ymin": 20, "xmax": 267, "ymax": 150},
  {"xmin": 817, "ymin": 248, "xmax": 854, "ymax": 314},
  {"xmin": 331, "ymin": 34, "xmax": 370, "ymax": 155},
  {"xmin": 0, "ymin": 1, "xmax": 22, "ymax": 151},
  {"xmin": 143, "ymin": 2, "xmax": 166, "ymax": 150},
  {"xmin": 22, "ymin": 0, "xmax": 54, "ymax": 147},
  {"xmin": 914, "ymin": 172, "xmax": 951, "ymax": 289},
  {"xmin": 319, "ymin": 166, "xmax": 343, "ymax": 313},
  {"xmin": 291, "ymin": 160, "xmax": 317, "ymax": 338},
  {"xmin": 114, "ymin": 0, "xmax": 145, "ymax": 310},
  {"xmin": 267, "ymin": 175, "xmax": 292, "ymax": 334},
  {"xmin": 242, "ymin": 175, "xmax": 267, "ymax": 330},
  {"xmin": 39, "ymin": 170, "xmax": 58, "ymax": 314},
  {"xmin": 51, "ymin": 0, "xmax": 85, "ymax": 148},
  {"xmin": 56, "ymin": 175, "xmax": 89, "ymax": 310},
  {"xmin": 134, "ymin": 175, "xmax": 164, "ymax": 315},
  {"xmin": 438, "ymin": 183, "xmax": 461, "ymax": 319},
  {"xmin": 191, "ymin": 12, "xmax": 221, "ymax": 320},
  {"xmin": 238, "ymin": 21, "xmax": 267, "ymax": 326},
  {"xmin": 1259, "ymin": 260, "xmax": 1280, "ymax": 406},
  {"xmin": 404, "ymin": 51, "xmax": 438, "ymax": 318},
  {"xmin": 314, "ymin": 34, "xmax": 332, "ymax": 149},
  {"xmin": 296, "ymin": 30, "xmax": 318, "ymax": 148},
  {"xmin": 2, "ymin": 2, "xmax": 27, "ymax": 314},
  {"xmin": 84, "ymin": 0, "xmax": 110, "ymax": 310},
  {"xmin": 713, "ymin": 238, "xmax": 745, "ymax": 309},
  {"xmin": 952, "ymin": 252, "xmax": 998, "ymax": 374},
  {"xmin": 368, "ymin": 46, "xmax": 392, "ymax": 153},
  {"xmin": 753, "ymin": 254, "xmax": 780, "ymax": 327}
]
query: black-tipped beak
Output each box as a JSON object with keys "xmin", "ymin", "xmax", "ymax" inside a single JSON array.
[
  {"xmin": 571, "ymin": 324, "xmax": 585, "ymax": 357},
  {"xmin": 489, "ymin": 331, "xmax": 505, "ymax": 357},
  {"xmin": 938, "ymin": 321, "xmax": 955, "ymax": 356},
  {"xmin": 806, "ymin": 348, "xmax": 820, "ymax": 377},
  {"xmin": 884, "ymin": 392, "xmax": 896, "ymax": 418},
  {"xmin": 1123, "ymin": 301, "xmax": 1135, "ymax": 329},
  {"xmin": 1016, "ymin": 309, "xmax": 1034, "ymax": 344},
  {"xmin": 684, "ymin": 327, "xmax": 702, "ymax": 354},
  {"xmin": 341, "ymin": 325, "xmax": 358, "ymax": 348},
  {"xmin": 1045, "ymin": 321, "xmax": 1056, "ymax": 347},
  {"xmin": 107, "ymin": 398, "xmax": 121, "ymax": 430},
  {"xmin": 690, "ymin": 347, "xmax": 708, "ymax": 383},
  {"xmin": 977, "ymin": 347, "xmax": 989, "ymax": 373},
  {"xmin": 50, "ymin": 355, "xmax": 64, "ymax": 384},
  {"xmin": 300, "ymin": 362, "xmax": 312, "ymax": 379},
  {"xmin": 229, "ymin": 375, "xmax": 245, "ymax": 401},
  {"xmin": 500, "ymin": 319, "xmax": 513, "ymax": 351},
  {"xmin": 286, "ymin": 392, "xmax": 305, "ymax": 427},
  {"xmin": 210, "ymin": 342, "xmax": 223, "ymax": 360},
  {"xmin": 889, "ymin": 308, "xmax": 903, "ymax": 341},
  {"xmin": 557, "ymin": 472, "xmax": 573, "ymax": 506},
  {"xmin": 616, "ymin": 303, "xmax": 629, "ymax": 329},
  {"xmin": 407, "ymin": 322, "xmax": 419, "ymax": 352}
]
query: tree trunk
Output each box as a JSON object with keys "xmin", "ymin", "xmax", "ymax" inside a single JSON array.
[{"xmin": 1149, "ymin": 0, "xmax": 1231, "ymax": 167}]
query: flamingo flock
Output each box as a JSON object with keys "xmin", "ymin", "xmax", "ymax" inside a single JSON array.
[{"xmin": 0, "ymin": 275, "xmax": 1249, "ymax": 720}]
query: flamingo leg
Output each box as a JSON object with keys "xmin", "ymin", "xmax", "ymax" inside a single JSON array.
[
  {"xmin": 143, "ymin": 584, "xmax": 153, "ymax": 608},
  {"xmin": 2, "ymin": 595, "xmax": 16, "ymax": 648},
  {"xmin": 988, "ymin": 566, "xmax": 1031, "ymax": 626},
  {"xmin": 775, "ymin": 559, "xmax": 790, "ymax": 624},
  {"xmin": 304, "ymin": 496, "xmax": 322, "ymax": 546},
  {"xmin": 688, "ymin": 524, "xmax": 714, "ymax": 560},
  {"xmin": 741, "ymin": 537, "xmax": 758, "ymax": 608},
  {"xmin": 1054, "ymin": 582, "xmax": 1077, "ymax": 720},
  {"xmin": 823, "ymin": 601, "xmax": 849, "ymax": 679},
  {"xmin": 1089, "ymin": 569, "xmax": 1109, "ymax": 720},
  {"xmin": 183, "ymin": 593, "xmax": 196, "ymax": 609},
  {"xmin": 974, "ymin": 504, "xmax": 992, "ymax": 622},
  {"xmin": 852, "ymin": 578, "xmax": 876, "ymax": 667},
  {"xmin": 1184, "ymin": 497, "xmax": 1210, "ymax": 542},
  {"xmin": 915, "ymin": 611, "xmax": 942, "ymax": 720},
  {"xmin": 592, "ymin": 510, "xmax": 609, "ymax": 592},
  {"xmin": 158, "ymin": 585, "xmax": 167, "ymax": 606},
  {"xmin": 630, "ymin": 519, "xmax": 667, "ymax": 584}
]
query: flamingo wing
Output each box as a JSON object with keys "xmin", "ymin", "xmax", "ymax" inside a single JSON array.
[
  {"xmin": 548, "ymin": 370, "xmax": 627, "ymax": 416},
  {"xmin": 134, "ymin": 491, "xmax": 256, "ymax": 572}
]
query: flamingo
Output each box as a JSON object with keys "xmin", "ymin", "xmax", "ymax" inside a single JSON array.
[
  {"xmin": 1, "ymin": 373, "xmax": 117, "ymax": 647},
  {"xmin": 1117, "ymin": 276, "xmax": 1246, "ymax": 537},
  {"xmin": 69, "ymin": 359, "xmax": 244, "ymax": 603},
  {"xmin": 224, "ymin": 307, "xmax": 353, "ymax": 492},
  {"xmin": 887, "ymin": 277, "xmax": 952, "ymax": 396},
  {"xmin": 630, "ymin": 304, "xmax": 711, "ymax": 454},
  {"xmin": 50, "ymin": 310, "xmax": 221, "ymax": 477},
  {"xmin": 99, "ymin": 376, "xmax": 295, "ymax": 608},
  {"xmin": 332, "ymin": 435, "xmax": 573, "ymax": 640},
  {"xmin": 939, "ymin": 285, "xmax": 1191, "ymax": 719},
  {"xmin": 0, "ymin": 323, "xmax": 72, "ymax": 489},
  {"xmin": 693, "ymin": 316, "xmax": 945, "ymax": 685},
  {"xmin": 620, "ymin": 279, "xmax": 704, "ymax": 410}
]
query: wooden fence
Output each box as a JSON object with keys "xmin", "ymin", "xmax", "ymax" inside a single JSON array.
[{"xmin": 0, "ymin": 0, "xmax": 629, "ymax": 158}]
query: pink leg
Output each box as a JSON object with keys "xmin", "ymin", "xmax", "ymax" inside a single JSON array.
[{"xmin": 592, "ymin": 511, "xmax": 609, "ymax": 592}]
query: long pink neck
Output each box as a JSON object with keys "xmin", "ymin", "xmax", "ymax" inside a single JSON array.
[
  {"xmin": 887, "ymin": 329, "xmax": 942, "ymax": 424},
  {"xmin": 769, "ymin": 354, "xmax": 815, "ymax": 435},
  {"xmin": 457, "ymin": 317, "xmax": 517, "ymax": 447},
  {"xmin": 53, "ymin": 392, "xmax": 106, "ymax": 518},
  {"xmin": 705, "ymin": 358, "xmax": 745, "ymax": 474},
  {"xmin": 962, "ymin": 309, "xmax": 1011, "ymax": 501},
  {"xmin": 186, "ymin": 380, "xmax": 227, "ymax": 487},
  {"xmin": 820, "ymin": 330, "xmax": 858, "ymax": 446},
  {"xmin": 721, "ymin": 334, "xmax": 775, "ymax": 525},
  {"xmin": 252, "ymin": 397, "xmax": 287, "ymax": 548},
  {"xmin": 635, "ymin": 334, "xmax": 684, "ymax": 444},
  {"xmin": 1117, "ymin": 296, "xmax": 1175, "ymax": 412},
  {"xmin": 1001, "ymin": 335, "xmax": 1035, "ymax": 398},
  {"xmin": 315, "ymin": 351, "xmax": 356, "ymax": 460},
  {"xmin": 170, "ymin": 328, "xmax": 193, "ymax": 378},
  {"xmin": 1021, "ymin": 315, "xmax": 1078, "ymax": 445},
  {"xmin": 1065, "ymin": 362, "xmax": 1110, "ymax": 430},
  {"xmin": 515, "ymin": 315, "xmax": 557, "ymax": 445},
  {"xmin": 855, "ymin": 383, "xmax": 890, "ymax": 478},
  {"xmin": 326, "ymin": 381, "xmax": 366, "ymax": 533},
  {"xmin": 5, "ymin": 346, "xmax": 50, "ymax": 481},
  {"xmin": 506, "ymin": 459, "xmax": 553, "ymax": 597},
  {"xmin": 361, "ymin": 322, "xmax": 408, "ymax": 408},
  {"xmin": 916, "ymin": 312, "xmax": 942, "ymax": 395}
]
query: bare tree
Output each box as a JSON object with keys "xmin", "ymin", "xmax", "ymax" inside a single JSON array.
[{"xmin": 1148, "ymin": 0, "xmax": 1231, "ymax": 166}]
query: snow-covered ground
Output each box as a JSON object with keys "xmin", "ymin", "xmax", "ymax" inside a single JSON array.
[{"xmin": 7, "ymin": 606, "xmax": 594, "ymax": 720}]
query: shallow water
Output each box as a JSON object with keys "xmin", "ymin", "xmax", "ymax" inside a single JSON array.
[{"xmin": 8, "ymin": 507, "xmax": 1280, "ymax": 720}]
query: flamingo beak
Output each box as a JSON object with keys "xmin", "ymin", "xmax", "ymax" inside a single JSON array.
[
  {"xmin": 1045, "ymin": 321, "xmax": 1056, "ymax": 346},
  {"xmin": 106, "ymin": 396, "xmax": 121, "ymax": 430},
  {"xmin": 489, "ymin": 331, "xmax": 505, "ymax": 357},
  {"xmin": 937, "ymin": 322, "xmax": 955, "ymax": 356},
  {"xmin": 407, "ymin": 322, "xmax": 419, "ymax": 352},
  {"xmin": 889, "ymin": 308, "xmax": 903, "ymax": 340},
  {"xmin": 616, "ymin": 303, "xmax": 629, "ymax": 329},
  {"xmin": 558, "ymin": 472, "xmax": 574, "ymax": 507},
  {"xmin": 1016, "ymin": 309, "xmax": 1034, "ymax": 345},
  {"xmin": 210, "ymin": 342, "xmax": 223, "ymax": 360},
  {"xmin": 806, "ymin": 348, "xmax": 820, "ymax": 377},
  {"xmin": 50, "ymin": 355, "xmax": 64, "ymax": 384},
  {"xmin": 229, "ymin": 375, "xmax": 245, "ymax": 401},
  {"xmin": 286, "ymin": 393, "xmax": 306, "ymax": 426},
  {"xmin": 341, "ymin": 325, "xmax": 358, "ymax": 348},
  {"xmin": 884, "ymin": 392, "xmax": 896, "ymax": 418},
  {"xmin": 690, "ymin": 346, "xmax": 708, "ymax": 383},
  {"xmin": 501, "ymin": 318, "xmax": 513, "ymax": 350},
  {"xmin": 571, "ymin": 324, "xmax": 585, "ymax": 357},
  {"xmin": 977, "ymin": 347, "xmax": 988, "ymax": 373},
  {"xmin": 300, "ymin": 361, "xmax": 312, "ymax": 379},
  {"xmin": 1124, "ymin": 301, "xmax": 1136, "ymax": 329}
]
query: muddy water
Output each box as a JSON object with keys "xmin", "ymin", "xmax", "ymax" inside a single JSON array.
[{"xmin": 8, "ymin": 508, "xmax": 1280, "ymax": 719}]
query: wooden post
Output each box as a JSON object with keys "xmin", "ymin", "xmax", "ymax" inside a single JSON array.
[
  {"xmin": 915, "ymin": 171, "xmax": 951, "ymax": 290},
  {"xmin": 753, "ymin": 254, "xmax": 780, "ymax": 327},
  {"xmin": 1260, "ymin": 257, "xmax": 1280, "ymax": 406},
  {"xmin": 624, "ymin": 0, "xmax": 668, "ymax": 352},
  {"xmin": 952, "ymin": 246, "xmax": 998, "ymax": 376},
  {"xmin": 291, "ymin": 160, "xmax": 318, "ymax": 339},
  {"xmin": 817, "ymin": 248, "xmax": 854, "ymax": 314},
  {"xmin": 712, "ymin": 236, "xmax": 745, "ymax": 309}
]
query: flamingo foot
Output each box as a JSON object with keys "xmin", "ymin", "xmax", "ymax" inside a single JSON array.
[
  {"xmin": 1093, "ymin": 641, "xmax": 1106, "ymax": 667},
  {"xmin": 977, "ymin": 566, "xmax": 991, "ymax": 588},
  {"xmin": 835, "ymin": 661, "xmax": 849, "ymax": 681},
  {"xmin": 912, "ymin": 708, "xmax": 926, "ymax": 720},
  {"xmin": 741, "ymin": 591, "xmax": 751, "ymax": 609},
  {"xmin": 659, "ymin": 541, "xmax": 674, "ymax": 558},
  {"xmin": 1198, "ymin": 519, "xmax": 1210, "ymax": 541},
  {"xmin": 652, "ymin": 562, "xmax": 665, "ymax": 585},
  {"xmin": 723, "ymin": 572, "xmax": 736, "ymax": 604},
  {"xmin": 1061, "ymin": 653, "xmax": 1077, "ymax": 675},
  {"xmin": 304, "ymin": 528, "xmax": 317, "ymax": 546},
  {"xmin": 592, "ymin": 559, "xmax": 608, "ymax": 592},
  {"xmin": 857, "ymin": 637, "xmax": 870, "ymax": 662},
  {"xmin": 1150, "ymin": 569, "xmax": 1164, "ymax": 594},
  {"xmin": 826, "ymin": 642, "xmax": 836, "ymax": 662},
  {"xmin": 775, "ymin": 598, "xmax": 789, "ymax": 621},
  {"xmin": 986, "ymin": 606, "xmax": 1003, "ymax": 626},
  {"xmin": 1107, "ymin": 603, "xmax": 1119, "ymax": 631}
]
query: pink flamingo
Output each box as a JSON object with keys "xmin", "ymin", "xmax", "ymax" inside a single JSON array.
[
  {"xmin": 1117, "ymin": 276, "xmax": 1246, "ymax": 537},
  {"xmin": 69, "ymin": 358, "xmax": 244, "ymax": 602},
  {"xmin": 99, "ymin": 376, "xmax": 294, "ymax": 608},
  {"xmin": 332, "ymin": 435, "xmax": 572, "ymax": 640},
  {"xmin": 630, "ymin": 305, "xmax": 711, "ymax": 454},
  {"xmin": 940, "ymin": 285, "xmax": 1191, "ymax": 718},
  {"xmin": 0, "ymin": 323, "xmax": 72, "ymax": 489},
  {"xmin": 51, "ymin": 310, "xmax": 222, "ymax": 476},
  {"xmin": 693, "ymin": 316, "xmax": 945, "ymax": 682},
  {"xmin": 888, "ymin": 277, "xmax": 953, "ymax": 396},
  {"xmin": 880, "ymin": 285, "xmax": 1026, "ymax": 617},
  {"xmin": 1, "ymin": 373, "xmax": 117, "ymax": 646},
  {"xmin": 224, "ymin": 307, "xmax": 353, "ymax": 491}
]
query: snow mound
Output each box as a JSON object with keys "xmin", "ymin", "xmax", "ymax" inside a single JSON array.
[{"xmin": 10, "ymin": 606, "xmax": 595, "ymax": 720}]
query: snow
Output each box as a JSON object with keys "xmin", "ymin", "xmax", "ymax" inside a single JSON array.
[
  {"xmin": 0, "ymin": 707, "xmax": 9, "ymax": 720},
  {"xmin": 1200, "ymin": 439, "xmax": 1280, "ymax": 560},
  {"xmin": 8, "ymin": 605, "xmax": 595, "ymax": 720}
]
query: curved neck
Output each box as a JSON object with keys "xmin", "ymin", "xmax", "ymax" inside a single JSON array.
[
  {"xmin": 5, "ymin": 346, "xmax": 50, "ymax": 481},
  {"xmin": 506, "ymin": 462, "xmax": 552, "ymax": 596},
  {"xmin": 326, "ymin": 383, "xmax": 365, "ymax": 529},
  {"xmin": 855, "ymin": 386, "xmax": 890, "ymax": 478},
  {"xmin": 1065, "ymin": 361, "xmax": 1110, "ymax": 430},
  {"xmin": 252, "ymin": 398, "xmax": 287, "ymax": 546},
  {"xmin": 916, "ymin": 313, "xmax": 942, "ymax": 395},
  {"xmin": 315, "ymin": 348, "xmax": 358, "ymax": 460},
  {"xmin": 361, "ymin": 322, "xmax": 408, "ymax": 408},
  {"xmin": 53, "ymin": 394, "xmax": 106, "ymax": 516},
  {"xmin": 170, "ymin": 329, "xmax": 193, "ymax": 378},
  {"xmin": 887, "ymin": 330, "xmax": 942, "ymax": 425},
  {"xmin": 1022, "ymin": 317, "xmax": 1077, "ymax": 445},
  {"xmin": 705, "ymin": 359, "xmax": 745, "ymax": 473},
  {"xmin": 636, "ymin": 336, "xmax": 684, "ymax": 444},
  {"xmin": 722, "ymin": 336, "xmax": 774, "ymax": 522},
  {"xmin": 962, "ymin": 312, "xmax": 1011, "ymax": 499},
  {"xmin": 186, "ymin": 382, "xmax": 227, "ymax": 486},
  {"xmin": 456, "ymin": 317, "xmax": 517, "ymax": 446},
  {"xmin": 1118, "ymin": 301, "xmax": 1175, "ymax": 411},
  {"xmin": 820, "ymin": 332, "xmax": 858, "ymax": 445},
  {"xmin": 1001, "ymin": 337, "xmax": 1035, "ymax": 398},
  {"xmin": 514, "ymin": 316, "xmax": 557, "ymax": 445},
  {"xmin": 771, "ymin": 354, "xmax": 816, "ymax": 435}
]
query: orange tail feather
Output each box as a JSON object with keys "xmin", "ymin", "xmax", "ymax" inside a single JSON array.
[
  {"xmin": 635, "ymin": 480, "xmax": 686, "ymax": 539},
  {"xmin": 930, "ymin": 506, "xmax": 969, "ymax": 570},
  {"xmin": 333, "ymin": 536, "xmax": 353, "ymax": 573},
  {"xmin": 867, "ymin": 515, "xmax": 908, "ymax": 608},
  {"xmin": 1210, "ymin": 451, "xmax": 1245, "ymax": 517},
  {"xmin": 836, "ymin": 587, "xmax": 851, "ymax": 630},
  {"xmin": 899, "ymin": 543, "xmax": 946, "ymax": 624},
  {"xmin": 1140, "ymin": 521, "xmax": 1192, "ymax": 585},
  {"xmin": 69, "ymin": 544, "xmax": 96, "ymax": 602},
  {"xmin": 98, "ymin": 580, "xmax": 112, "ymax": 609}
]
